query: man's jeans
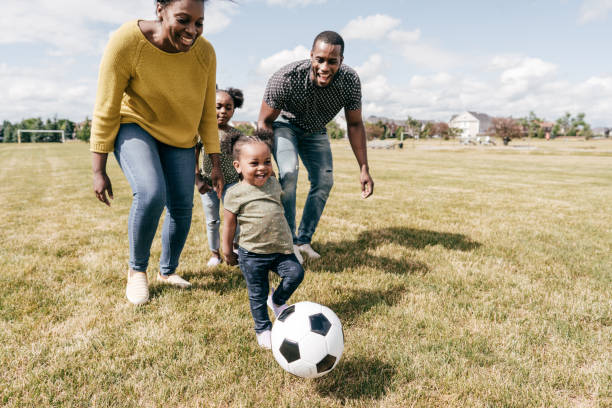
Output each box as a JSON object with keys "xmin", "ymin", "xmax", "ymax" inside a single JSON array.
[
  {"xmin": 272, "ymin": 121, "xmax": 333, "ymax": 245},
  {"xmin": 200, "ymin": 184, "xmax": 239, "ymax": 251},
  {"xmin": 114, "ymin": 123, "xmax": 195, "ymax": 276},
  {"xmin": 238, "ymin": 248, "xmax": 304, "ymax": 333}
]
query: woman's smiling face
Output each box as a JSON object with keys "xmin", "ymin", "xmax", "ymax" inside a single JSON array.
[{"xmin": 157, "ymin": 0, "xmax": 204, "ymax": 53}]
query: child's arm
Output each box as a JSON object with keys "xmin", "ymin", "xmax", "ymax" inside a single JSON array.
[
  {"xmin": 222, "ymin": 209, "xmax": 238, "ymax": 265},
  {"xmin": 194, "ymin": 143, "xmax": 211, "ymax": 194}
]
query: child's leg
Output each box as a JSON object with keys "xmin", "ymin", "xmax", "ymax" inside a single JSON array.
[
  {"xmin": 238, "ymin": 249, "xmax": 275, "ymax": 333},
  {"xmin": 200, "ymin": 190, "xmax": 221, "ymax": 253},
  {"xmin": 271, "ymin": 253, "xmax": 304, "ymax": 306}
]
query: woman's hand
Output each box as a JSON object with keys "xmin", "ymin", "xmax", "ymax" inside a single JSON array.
[
  {"xmin": 92, "ymin": 152, "xmax": 113, "ymax": 206},
  {"xmin": 209, "ymin": 153, "xmax": 224, "ymax": 199}
]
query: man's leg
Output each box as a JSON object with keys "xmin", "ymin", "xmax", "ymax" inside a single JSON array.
[
  {"xmin": 296, "ymin": 131, "xmax": 333, "ymax": 247},
  {"xmin": 272, "ymin": 123, "xmax": 301, "ymax": 243}
]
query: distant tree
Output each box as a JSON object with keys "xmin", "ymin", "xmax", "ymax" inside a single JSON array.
[
  {"xmin": 326, "ymin": 121, "xmax": 345, "ymax": 140},
  {"xmin": 76, "ymin": 117, "xmax": 92, "ymax": 142},
  {"xmin": 552, "ymin": 112, "xmax": 592, "ymax": 138},
  {"xmin": 420, "ymin": 122, "xmax": 434, "ymax": 138},
  {"xmin": 234, "ymin": 123, "xmax": 254, "ymax": 136},
  {"xmin": 404, "ymin": 116, "xmax": 421, "ymax": 138},
  {"xmin": 554, "ymin": 112, "xmax": 571, "ymax": 137},
  {"xmin": 519, "ymin": 111, "xmax": 543, "ymax": 138},
  {"xmin": 491, "ymin": 117, "xmax": 522, "ymax": 145},
  {"xmin": 364, "ymin": 122, "xmax": 384, "ymax": 140}
]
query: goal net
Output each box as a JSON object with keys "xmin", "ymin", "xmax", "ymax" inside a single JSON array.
[{"xmin": 17, "ymin": 129, "xmax": 65, "ymax": 143}]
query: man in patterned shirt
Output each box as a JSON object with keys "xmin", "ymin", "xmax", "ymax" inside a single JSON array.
[{"xmin": 258, "ymin": 31, "xmax": 374, "ymax": 261}]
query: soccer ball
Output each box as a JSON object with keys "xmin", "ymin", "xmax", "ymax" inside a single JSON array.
[{"xmin": 271, "ymin": 301, "xmax": 344, "ymax": 378}]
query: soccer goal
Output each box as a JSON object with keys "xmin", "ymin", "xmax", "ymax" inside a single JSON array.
[{"xmin": 17, "ymin": 129, "xmax": 65, "ymax": 143}]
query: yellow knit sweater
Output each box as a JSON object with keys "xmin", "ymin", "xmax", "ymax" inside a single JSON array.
[{"xmin": 90, "ymin": 20, "xmax": 220, "ymax": 154}]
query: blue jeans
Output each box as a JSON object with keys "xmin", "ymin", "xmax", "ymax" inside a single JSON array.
[
  {"xmin": 238, "ymin": 248, "xmax": 304, "ymax": 333},
  {"xmin": 200, "ymin": 184, "xmax": 239, "ymax": 251},
  {"xmin": 272, "ymin": 121, "xmax": 333, "ymax": 245},
  {"xmin": 114, "ymin": 123, "xmax": 195, "ymax": 276}
]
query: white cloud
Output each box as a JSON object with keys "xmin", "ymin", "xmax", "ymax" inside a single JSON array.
[
  {"xmin": 355, "ymin": 54, "xmax": 385, "ymax": 80},
  {"xmin": 257, "ymin": 45, "xmax": 310, "ymax": 76},
  {"xmin": 266, "ymin": 0, "xmax": 327, "ymax": 7},
  {"xmin": 341, "ymin": 14, "xmax": 401, "ymax": 40},
  {"xmin": 387, "ymin": 29, "xmax": 421, "ymax": 43},
  {"xmin": 0, "ymin": 0, "xmax": 235, "ymax": 55},
  {"xmin": 387, "ymin": 29, "xmax": 461, "ymax": 69},
  {"xmin": 579, "ymin": 0, "xmax": 612, "ymax": 23}
]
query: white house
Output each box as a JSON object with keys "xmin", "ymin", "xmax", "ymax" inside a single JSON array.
[{"xmin": 449, "ymin": 111, "xmax": 494, "ymax": 140}]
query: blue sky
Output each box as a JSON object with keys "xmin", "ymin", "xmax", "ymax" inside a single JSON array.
[{"xmin": 2, "ymin": 0, "xmax": 612, "ymax": 125}]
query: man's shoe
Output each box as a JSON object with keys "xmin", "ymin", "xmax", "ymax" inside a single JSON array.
[
  {"xmin": 293, "ymin": 244, "xmax": 304, "ymax": 264},
  {"xmin": 157, "ymin": 273, "xmax": 191, "ymax": 289},
  {"xmin": 298, "ymin": 243, "xmax": 321, "ymax": 259}
]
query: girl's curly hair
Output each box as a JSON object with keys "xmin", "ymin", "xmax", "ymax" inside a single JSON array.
[
  {"xmin": 218, "ymin": 87, "xmax": 244, "ymax": 109},
  {"xmin": 226, "ymin": 130, "xmax": 274, "ymax": 161}
]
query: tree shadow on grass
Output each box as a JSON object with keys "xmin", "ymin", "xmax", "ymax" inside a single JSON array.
[
  {"xmin": 314, "ymin": 356, "xmax": 395, "ymax": 401},
  {"xmin": 326, "ymin": 286, "xmax": 405, "ymax": 324},
  {"xmin": 310, "ymin": 227, "xmax": 481, "ymax": 274}
]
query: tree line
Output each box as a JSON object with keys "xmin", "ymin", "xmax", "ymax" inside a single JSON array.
[{"xmin": 1, "ymin": 117, "xmax": 91, "ymax": 143}]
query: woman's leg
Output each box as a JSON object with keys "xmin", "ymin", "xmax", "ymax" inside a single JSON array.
[
  {"xmin": 113, "ymin": 124, "xmax": 166, "ymax": 273},
  {"xmin": 157, "ymin": 142, "xmax": 196, "ymax": 276}
]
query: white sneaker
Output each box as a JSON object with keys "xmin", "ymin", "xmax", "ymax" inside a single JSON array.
[
  {"xmin": 157, "ymin": 273, "xmax": 191, "ymax": 289},
  {"xmin": 207, "ymin": 256, "xmax": 221, "ymax": 267},
  {"xmin": 293, "ymin": 244, "xmax": 304, "ymax": 264},
  {"xmin": 267, "ymin": 288, "xmax": 288, "ymax": 318},
  {"xmin": 298, "ymin": 243, "xmax": 321, "ymax": 259},
  {"xmin": 126, "ymin": 271, "xmax": 149, "ymax": 305},
  {"xmin": 256, "ymin": 330, "xmax": 272, "ymax": 349}
]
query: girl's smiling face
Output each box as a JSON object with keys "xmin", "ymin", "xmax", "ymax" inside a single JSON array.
[{"xmin": 233, "ymin": 142, "xmax": 272, "ymax": 187}]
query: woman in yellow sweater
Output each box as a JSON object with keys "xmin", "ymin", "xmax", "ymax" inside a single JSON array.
[{"xmin": 91, "ymin": 0, "xmax": 223, "ymax": 305}]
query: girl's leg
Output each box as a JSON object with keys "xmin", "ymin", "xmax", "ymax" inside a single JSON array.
[
  {"xmin": 157, "ymin": 142, "xmax": 196, "ymax": 276},
  {"xmin": 271, "ymin": 253, "xmax": 304, "ymax": 306},
  {"xmin": 200, "ymin": 190, "xmax": 221, "ymax": 252},
  {"xmin": 238, "ymin": 248, "xmax": 274, "ymax": 333},
  {"xmin": 113, "ymin": 124, "xmax": 166, "ymax": 273}
]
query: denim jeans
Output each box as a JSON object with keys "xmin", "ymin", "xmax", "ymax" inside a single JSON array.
[
  {"xmin": 272, "ymin": 121, "xmax": 333, "ymax": 245},
  {"xmin": 238, "ymin": 248, "xmax": 304, "ymax": 333},
  {"xmin": 200, "ymin": 183, "xmax": 239, "ymax": 251},
  {"xmin": 114, "ymin": 123, "xmax": 195, "ymax": 276}
]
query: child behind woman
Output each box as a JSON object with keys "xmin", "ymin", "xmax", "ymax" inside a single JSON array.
[
  {"xmin": 195, "ymin": 87, "xmax": 243, "ymax": 266},
  {"xmin": 222, "ymin": 131, "xmax": 304, "ymax": 349}
]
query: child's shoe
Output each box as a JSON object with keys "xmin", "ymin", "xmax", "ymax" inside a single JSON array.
[
  {"xmin": 207, "ymin": 256, "xmax": 221, "ymax": 267},
  {"xmin": 256, "ymin": 330, "xmax": 272, "ymax": 349},
  {"xmin": 298, "ymin": 243, "xmax": 320, "ymax": 260},
  {"xmin": 293, "ymin": 244, "xmax": 304, "ymax": 264},
  {"xmin": 267, "ymin": 288, "xmax": 289, "ymax": 318}
]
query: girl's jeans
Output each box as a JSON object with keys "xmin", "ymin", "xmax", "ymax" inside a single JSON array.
[
  {"xmin": 114, "ymin": 123, "xmax": 195, "ymax": 276},
  {"xmin": 200, "ymin": 184, "xmax": 239, "ymax": 252},
  {"xmin": 238, "ymin": 248, "xmax": 304, "ymax": 333},
  {"xmin": 272, "ymin": 121, "xmax": 333, "ymax": 245}
]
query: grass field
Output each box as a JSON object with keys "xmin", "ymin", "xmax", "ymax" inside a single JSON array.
[{"xmin": 0, "ymin": 139, "xmax": 610, "ymax": 407}]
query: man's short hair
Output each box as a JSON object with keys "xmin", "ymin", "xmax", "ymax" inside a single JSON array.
[{"xmin": 312, "ymin": 31, "xmax": 344, "ymax": 56}]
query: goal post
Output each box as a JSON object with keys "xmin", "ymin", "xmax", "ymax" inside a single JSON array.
[{"xmin": 17, "ymin": 129, "xmax": 65, "ymax": 143}]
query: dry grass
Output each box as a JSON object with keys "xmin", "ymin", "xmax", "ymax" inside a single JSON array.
[{"xmin": 0, "ymin": 138, "xmax": 610, "ymax": 407}]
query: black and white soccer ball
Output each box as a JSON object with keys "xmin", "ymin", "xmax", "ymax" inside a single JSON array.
[{"xmin": 271, "ymin": 301, "xmax": 344, "ymax": 378}]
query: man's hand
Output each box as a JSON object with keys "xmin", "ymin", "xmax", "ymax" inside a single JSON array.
[
  {"xmin": 195, "ymin": 173, "xmax": 211, "ymax": 195},
  {"xmin": 93, "ymin": 171, "xmax": 113, "ymax": 206},
  {"xmin": 360, "ymin": 166, "xmax": 374, "ymax": 198}
]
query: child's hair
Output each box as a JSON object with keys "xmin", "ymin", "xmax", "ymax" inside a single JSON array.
[
  {"xmin": 217, "ymin": 87, "xmax": 244, "ymax": 109},
  {"xmin": 226, "ymin": 130, "xmax": 274, "ymax": 161}
]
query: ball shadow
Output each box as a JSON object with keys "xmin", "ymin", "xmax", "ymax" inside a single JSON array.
[{"xmin": 314, "ymin": 356, "xmax": 395, "ymax": 401}]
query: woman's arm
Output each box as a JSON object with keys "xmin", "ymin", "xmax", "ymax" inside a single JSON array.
[{"xmin": 92, "ymin": 152, "xmax": 113, "ymax": 206}]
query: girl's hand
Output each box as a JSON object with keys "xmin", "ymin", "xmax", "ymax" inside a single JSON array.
[
  {"xmin": 224, "ymin": 250, "xmax": 238, "ymax": 266},
  {"xmin": 195, "ymin": 173, "xmax": 211, "ymax": 194},
  {"xmin": 93, "ymin": 171, "xmax": 113, "ymax": 206}
]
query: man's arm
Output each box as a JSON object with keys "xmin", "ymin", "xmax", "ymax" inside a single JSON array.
[
  {"xmin": 345, "ymin": 108, "xmax": 374, "ymax": 198},
  {"xmin": 258, "ymin": 100, "xmax": 281, "ymax": 133}
]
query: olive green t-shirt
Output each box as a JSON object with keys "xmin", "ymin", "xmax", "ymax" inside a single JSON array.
[{"xmin": 224, "ymin": 177, "xmax": 293, "ymax": 254}]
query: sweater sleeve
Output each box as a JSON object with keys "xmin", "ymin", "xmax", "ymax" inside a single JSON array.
[
  {"xmin": 197, "ymin": 42, "xmax": 220, "ymax": 155},
  {"xmin": 90, "ymin": 24, "xmax": 135, "ymax": 153}
]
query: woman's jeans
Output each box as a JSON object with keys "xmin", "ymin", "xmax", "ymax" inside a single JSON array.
[
  {"xmin": 272, "ymin": 121, "xmax": 333, "ymax": 245},
  {"xmin": 114, "ymin": 123, "xmax": 195, "ymax": 276},
  {"xmin": 238, "ymin": 248, "xmax": 304, "ymax": 333},
  {"xmin": 200, "ymin": 184, "xmax": 239, "ymax": 251}
]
